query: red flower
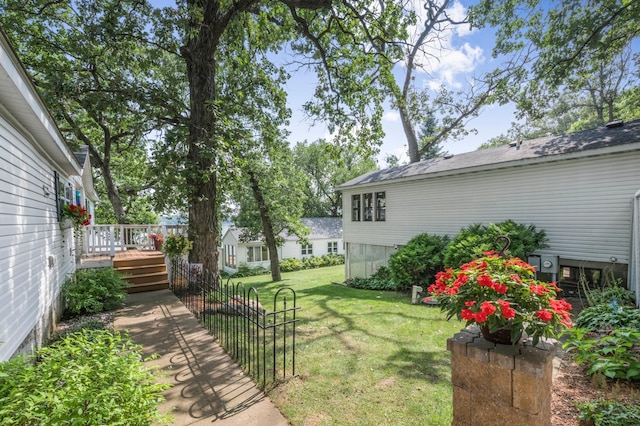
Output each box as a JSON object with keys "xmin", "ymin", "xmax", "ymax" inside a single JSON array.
[
  {"xmin": 461, "ymin": 309, "xmax": 474, "ymax": 321},
  {"xmin": 464, "ymin": 301, "xmax": 476, "ymax": 307},
  {"xmin": 529, "ymin": 284, "xmax": 549, "ymax": 295},
  {"xmin": 480, "ymin": 301, "xmax": 496, "ymax": 316},
  {"xmin": 473, "ymin": 312, "xmax": 488, "ymax": 323},
  {"xmin": 492, "ymin": 283, "xmax": 509, "ymax": 294},
  {"xmin": 536, "ymin": 309, "xmax": 553, "ymax": 322},
  {"xmin": 477, "ymin": 275, "xmax": 494, "ymax": 287}
]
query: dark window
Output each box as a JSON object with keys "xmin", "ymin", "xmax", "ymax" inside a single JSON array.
[
  {"xmin": 351, "ymin": 194, "xmax": 361, "ymax": 221},
  {"xmin": 375, "ymin": 192, "xmax": 386, "ymax": 221},
  {"xmin": 327, "ymin": 241, "xmax": 338, "ymax": 254},
  {"xmin": 301, "ymin": 244, "xmax": 313, "ymax": 255},
  {"xmin": 363, "ymin": 193, "xmax": 373, "ymax": 221}
]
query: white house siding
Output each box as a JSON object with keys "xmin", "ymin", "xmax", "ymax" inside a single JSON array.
[
  {"xmin": 341, "ymin": 149, "xmax": 640, "ymax": 279},
  {"xmin": 0, "ymin": 116, "xmax": 77, "ymax": 361}
]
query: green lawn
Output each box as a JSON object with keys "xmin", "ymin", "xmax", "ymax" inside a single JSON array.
[{"xmin": 236, "ymin": 266, "xmax": 463, "ymax": 426}]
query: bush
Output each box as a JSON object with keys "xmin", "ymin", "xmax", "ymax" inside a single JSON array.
[
  {"xmin": 278, "ymin": 254, "xmax": 345, "ymax": 273},
  {"xmin": 575, "ymin": 304, "xmax": 640, "ymax": 331},
  {"xmin": 0, "ymin": 330, "xmax": 171, "ymax": 425},
  {"xmin": 387, "ymin": 233, "xmax": 450, "ymax": 291},
  {"xmin": 280, "ymin": 258, "xmax": 305, "ymax": 272},
  {"xmin": 162, "ymin": 233, "xmax": 192, "ymax": 258},
  {"xmin": 562, "ymin": 326, "xmax": 640, "ymax": 381},
  {"xmin": 233, "ymin": 263, "xmax": 269, "ymax": 278},
  {"xmin": 443, "ymin": 220, "xmax": 547, "ymax": 268},
  {"xmin": 62, "ymin": 268, "xmax": 129, "ymax": 316},
  {"xmin": 578, "ymin": 400, "xmax": 640, "ymax": 425}
]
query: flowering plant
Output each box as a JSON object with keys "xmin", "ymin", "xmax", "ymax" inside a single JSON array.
[
  {"xmin": 149, "ymin": 232, "xmax": 164, "ymax": 250},
  {"xmin": 61, "ymin": 203, "xmax": 91, "ymax": 230},
  {"xmin": 428, "ymin": 251, "xmax": 572, "ymax": 345}
]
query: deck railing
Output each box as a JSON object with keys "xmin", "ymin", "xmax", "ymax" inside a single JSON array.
[{"xmin": 81, "ymin": 224, "xmax": 188, "ymax": 258}]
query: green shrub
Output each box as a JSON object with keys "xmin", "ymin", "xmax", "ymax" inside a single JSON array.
[
  {"xmin": 49, "ymin": 317, "xmax": 112, "ymax": 344},
  {"xmin": 162, "ymin": 233, "xmax": 192, "ymax": 258},
  {"xmin": 443, "ymin": 220, "xmax": 547, "ymax": 267},
  {"xmin": 279, "ymin": 254, "xmax": 344, "ymax": 273},
  {"xmin": 387, "ymin": 233, "xmax": 450, "ymax": 291},
  {"xmin": 346, "ymin": 266, "xmax": 398, "ymax": 291},
  {"xmin": 578, "ymin": 400, "xmax": 640, "ymax": 425},
  {"xmin": 562, "ymin": 326, "xmax": 640, "ymax": 381},
  {"xmin": 233, "ymin": 263, "xmax": 269, "ymax": 278},
  {"xmin": 303, "ymin": 256, "xmax": 325, "ymax": 269},
  {"xmin": 280, "ymin": 258, "xmax": 305, "ymax": 272},
  {"xmin": 62, "ymin": 268, "xmax": 129, "ymax": 316},
  {"xmin": 575, "ymin": 304, "xmax": 640, "ymax": 331},
  {"xmin": 0, "ymin": 330, "xmax": 171, "ymax": 425}
]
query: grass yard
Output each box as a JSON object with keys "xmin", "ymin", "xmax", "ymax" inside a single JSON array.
[{"xmin": 236, "ymin": 265, "xmax": 463, "ymax": 426}]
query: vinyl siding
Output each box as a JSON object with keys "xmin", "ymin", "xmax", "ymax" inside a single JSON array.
[
  {"xmin": 0, "ymin": 115, "xmax": 75, "ymax": 361},
  {"xmin": 342, "ymin": 149, "xmax": 640, "ymax": 267}
]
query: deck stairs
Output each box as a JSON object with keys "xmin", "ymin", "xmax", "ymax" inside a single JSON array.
[{"xmin": 114, "ymin": 251, "xmax": 169, "ymax": 293}]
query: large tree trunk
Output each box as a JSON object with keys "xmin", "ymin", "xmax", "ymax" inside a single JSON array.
[
  {"xmin": 248, "ymin": 171, "xmax": 282, "ymax": 282},
  {"xmin": 182, "ymin": 3, "xmax": 225, "ymax": 274}
]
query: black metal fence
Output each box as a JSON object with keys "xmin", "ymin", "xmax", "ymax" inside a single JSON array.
[{"xmin": 169, "ymin": 259, "xmax": 298, "ymax": 389}]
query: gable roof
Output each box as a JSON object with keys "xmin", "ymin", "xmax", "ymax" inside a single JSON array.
[
  {"xmin": 224, "ymin": 217, "xmax": 343, "ymax": 244},
  {"xmin": 338, "ymin": 119, "xmax": 640, "ymax": 189}
]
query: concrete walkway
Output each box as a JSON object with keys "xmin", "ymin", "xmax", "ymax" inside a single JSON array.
[{"xmin": 114, "ymin": 290, "xmax": 289, "ymax": 426}]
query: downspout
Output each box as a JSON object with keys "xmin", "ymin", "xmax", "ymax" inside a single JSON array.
[{"xmin": 630, "ymin": 189, "xmax": 640, "ymax": 308}]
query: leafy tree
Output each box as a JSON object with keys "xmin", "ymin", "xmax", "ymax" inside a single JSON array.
[
  {"xmin": 479, "ymin": 49, "xmax": 639, "ymax": 149},
  {"xmin": 470, "ymin": 0, "xmax": 640, "ymax": 120},
  {"xmin": 418, "ymin": 113, "xmax": 449, "ymax": 160},
  {"xmin": 0, "ymin": 0, "xmax": 186, "ymax": 223},
  {"xmin": 231, "ymin": 139, "xmax": 308, "ymax": 282},
  {"xmin": 160, "ymin": 1, "xmax": 411, "ymax": 272},
  {"xmin": 388, "ymin": 1, "xmax": 525, "ymax": 163},
  {"xmin": 293, "ymin": 140, "xmax": 377, "ymax": 217}
]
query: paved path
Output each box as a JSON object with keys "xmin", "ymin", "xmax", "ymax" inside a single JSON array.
[{"xmin": 114, "ymin": 290, "xmax": 289, "ymax": 426}]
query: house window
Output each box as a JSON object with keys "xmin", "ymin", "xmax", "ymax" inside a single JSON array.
[
  {"xmin": 301, "ymin": 243, "xmax": 313, "ymax": 256},
  {"xmin": 225, "ymin": 244, "xmax": 236, "ymax": 268},
  {"xmin": 375, "ymin": 191, "xmax": 386, "ymax": 221},
  {"xmin": 328, "ymin": 241, "xmax": 338, "ymax": 254},
  {"xmin": 351, "ymin": 195, "xmax": 361, "ymax": 221},
  {"xmin": 247, "ymin": 246, "xmax": 269, "ymax": 263},
  {"xmin": 363, "ymin": 193, "xmax": 373, "ymax": 221},
  {"xmin": 54, "ymin": 171, "xmax": 73, "ymax": 221}
]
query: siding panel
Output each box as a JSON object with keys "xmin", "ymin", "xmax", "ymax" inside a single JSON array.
[
  {"xmin": 342, "ymin": 150, "xmax": 640, "ymax": 268},
  {"xmin": 0, "ymin": 115, "xmax": 75, "ymax": 361}
]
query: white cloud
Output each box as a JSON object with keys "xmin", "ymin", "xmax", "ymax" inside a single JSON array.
[
  {"xmin": 383, "ymin": 111, "xmax": 401, "ymax": 122},
  {"xmin": 404, "ymin": 0, "xmax": 484, "ymax": 89}
]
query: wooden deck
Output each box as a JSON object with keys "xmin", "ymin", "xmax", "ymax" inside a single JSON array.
[{"xmin": 80, "ymin": 250, "xmax": 170, "ymax": 293}]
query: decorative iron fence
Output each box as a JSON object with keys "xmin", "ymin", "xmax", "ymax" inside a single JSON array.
[{"xmin": 169, "ymin": 258, "xmax": 298, "ymax": 389}]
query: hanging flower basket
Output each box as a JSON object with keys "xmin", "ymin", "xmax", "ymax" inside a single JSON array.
[{"xmin": 59, "ymin": 218, "xmax": 75, "ymax": 230}]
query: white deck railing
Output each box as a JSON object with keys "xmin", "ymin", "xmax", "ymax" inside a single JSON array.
[{"xmin": 82, "ymin": 224, "xmax": 188, "ymax": 258}]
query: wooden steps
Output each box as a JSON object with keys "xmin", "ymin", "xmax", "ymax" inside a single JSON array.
[{"xmin": 114, "ymin": 251, "xmax": 169, "ymax": 293}]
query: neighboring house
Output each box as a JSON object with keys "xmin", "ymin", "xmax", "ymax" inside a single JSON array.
[
  {"xmin": 0, "ymin": 29, "xmax": 95, "ymax": 361},
  {"xmin": 337, "ymin": 120, "xmax": 640, "ymax": 306},
  {"xmin": 221, "ymin": 218, "xmax": 343, "ymax": 274}
]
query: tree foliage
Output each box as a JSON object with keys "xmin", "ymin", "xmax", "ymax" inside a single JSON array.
[
  {"xmin": 470, "ymin": 0, "xmax": 640, "ymax": 120},
  {"xmin": 293, "ymin": 140, "xmax": 377, "ymax": 218},
  {"xmin": 0, "ymin": 0, "xmax": 186, "ymax": 223}
]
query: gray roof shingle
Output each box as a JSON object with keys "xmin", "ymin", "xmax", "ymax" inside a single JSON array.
[{"xmin": 338, "ymin": 119, "xmax": 640, "ymax": 188}]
